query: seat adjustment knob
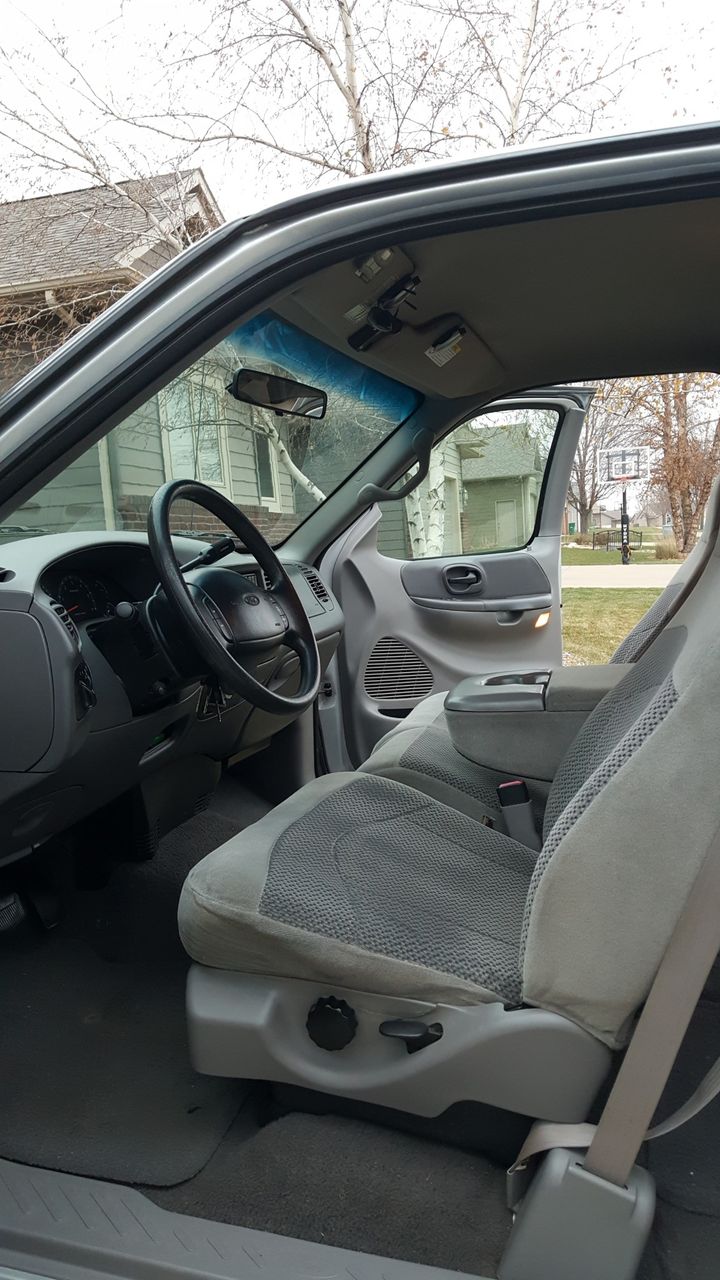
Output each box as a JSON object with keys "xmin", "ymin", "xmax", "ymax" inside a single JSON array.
[
  {"xmin": 379, "ymin": 1018, "xmax": 444, "ymax": 1054},
  {"xmin": 306, "ymin": 995, "xmax": 358, "ymax": 1050}
]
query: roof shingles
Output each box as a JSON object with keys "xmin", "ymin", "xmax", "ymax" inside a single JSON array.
[{"xmin": 0, "ymin": 170, "xmax": 222, "ymax": 293}]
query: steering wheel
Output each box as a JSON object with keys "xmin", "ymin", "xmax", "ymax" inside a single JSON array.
[{"xmin": 147, "ymin": 480, "xmax": 321, "ymax": 715}]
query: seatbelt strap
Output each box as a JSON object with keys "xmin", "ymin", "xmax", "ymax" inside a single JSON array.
[{"xmin": 508, "ymin": 820, "xmax": 720, "ymax": 1207}]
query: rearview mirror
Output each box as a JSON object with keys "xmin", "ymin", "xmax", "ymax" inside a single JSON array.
[{"xmin": 227, "ymin": 368, "xmax": 327, "ymax": 419}]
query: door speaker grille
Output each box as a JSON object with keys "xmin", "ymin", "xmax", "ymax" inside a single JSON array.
[{"xmin": 364, "ymin": 636, "xmax": 433, "ymax": 701}]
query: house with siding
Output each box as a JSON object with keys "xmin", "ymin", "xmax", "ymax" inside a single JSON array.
[
  {"xmin": 457, "ymin": 423, "xmax": 545, "ymax": 549},
  {"xmin": 377, "ymin": 420, "xmax": 545, "ymax": 558},
  {"xmin": 0, "ymin": 173, "xmax": 300, "ymax": 543}
]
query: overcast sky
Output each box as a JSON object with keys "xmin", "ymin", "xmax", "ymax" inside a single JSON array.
[{"xmin": 2, "ymin": 0, "xmax": 720, "ymax": 218}]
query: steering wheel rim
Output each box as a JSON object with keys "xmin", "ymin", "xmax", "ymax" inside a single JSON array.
[{"xmin": 147, "ymin": 480, "xmax": 321, "ymax": 715}]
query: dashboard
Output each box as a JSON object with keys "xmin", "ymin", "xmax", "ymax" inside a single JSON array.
[{"xmin": 0, "ymin": 531, "xmax": 343, "ymax": 864}]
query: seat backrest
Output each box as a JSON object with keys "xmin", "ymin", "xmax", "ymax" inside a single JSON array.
[
  {"xmin": 521, "ymin": 525, "xmax": 720, "ymax": 1049},
  {"xmin": 611, "ymin": 477, "xmax": 720, "ymax": 663}
]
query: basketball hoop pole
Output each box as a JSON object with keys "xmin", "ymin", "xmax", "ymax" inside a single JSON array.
[{"xmin": 620, "ymin": 484, "xmax": 630, "ymax": 565}]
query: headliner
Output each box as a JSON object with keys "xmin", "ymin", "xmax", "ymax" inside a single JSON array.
[{"xmin": 277, "ymin": 196, "xmax": 720, "ymax": 404}]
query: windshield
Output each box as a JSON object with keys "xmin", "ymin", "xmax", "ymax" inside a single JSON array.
[{"xmin": 0, "ymin": 311, "xmax": 421, "ymax": 546}]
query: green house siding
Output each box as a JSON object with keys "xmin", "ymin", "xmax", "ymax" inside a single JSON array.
[
  {"xmin": 11, "ymin": 445, "xmax": 106, "ymax": 535},
  {"xmin": 463, "ymin": 474, "xmax": 540, "ymax": 550}
]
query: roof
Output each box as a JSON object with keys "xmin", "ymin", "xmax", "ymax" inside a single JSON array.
[
  {"xmin": 0, "ymin": 170, "xmax": 224, "ymax": 295},
  {"xmin": 456, "ymin": 423, "xmax": 544, "ymax": 481}
]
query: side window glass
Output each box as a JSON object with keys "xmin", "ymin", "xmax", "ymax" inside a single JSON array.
[{"xmin": 377, "ymin": 407, "xmax": 559, "ymax": 560}]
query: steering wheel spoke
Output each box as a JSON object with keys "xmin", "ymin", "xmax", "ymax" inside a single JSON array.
[{"xmin": 147, "ymin": 481, "xmax": 321, "ymax": 716}]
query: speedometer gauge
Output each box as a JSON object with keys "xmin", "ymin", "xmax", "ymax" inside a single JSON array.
[{"xmin": 57, "ymin": 574, "xmax": 97, "ymax": 621}]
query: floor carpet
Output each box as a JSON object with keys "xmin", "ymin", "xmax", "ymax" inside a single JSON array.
[
  {"xmin": 646, "ymin": 1001, "xmax": 720, "ymax": 1216},
  {"xmin": 149, "ymin": 1110, "xmax": 513, "ymax": 1276}
]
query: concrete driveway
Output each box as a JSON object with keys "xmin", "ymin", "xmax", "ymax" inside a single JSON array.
[{"xmin": 562, "ymin": 563, "xmax": 677, "ymax": 589}]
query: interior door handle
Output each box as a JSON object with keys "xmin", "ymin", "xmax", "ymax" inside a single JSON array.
[{"xmin": 442, "ymin": 564, "xmax": 485, "ymax": 596}]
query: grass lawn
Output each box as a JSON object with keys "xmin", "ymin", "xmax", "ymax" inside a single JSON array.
[
  {"xmin": 562, "ymin": 588, "xmax": 662, "ymax": 665},
  {"xmin": 562, "ymin": 546, "xmax": 681, "ymax": 566}
]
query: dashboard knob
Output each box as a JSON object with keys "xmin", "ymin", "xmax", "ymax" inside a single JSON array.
[{"xmin": 115, "ymin": 601, "xmax": 137, "ymax": 621}]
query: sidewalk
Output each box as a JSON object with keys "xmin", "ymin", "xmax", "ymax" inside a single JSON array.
[{"xmin": 562, "ymin": 563, "xmax": 676, "ymax": 589}]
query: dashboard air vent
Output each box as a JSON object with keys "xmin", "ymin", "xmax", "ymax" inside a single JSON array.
[
  {"xmin": 299, "ymin": 565, "xmax": 333, "ymax": 609},
  {"xmin": 364, "ymin": 637, "xmax": 433, "ymax": 701},
  {"xmin": 49, "ymin": 598, "xmax": 80, "ymax": 646}
]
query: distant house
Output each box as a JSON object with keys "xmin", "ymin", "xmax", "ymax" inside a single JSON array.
[
  {"xmin": 0, "ymin": 172, "xmax": 299, "ymax": 542},
  {"xmin": 377, "ymin": 420, "xmax": 546, "ymax": 558},
  {"xmin": 0, "ymin": 170, "xmax": 224, "ymax": 391},
  {"xmin": 456, "ymin": 423, "xmax": 545, "ymax": 549}
]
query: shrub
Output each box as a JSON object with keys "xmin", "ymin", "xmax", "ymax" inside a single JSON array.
[
  {"xmin": 655, "ymin": 537, "xmax": 678, "ymax": 560},
  {"xmin": 572, "ymin": 531, "xmax": 594, "ymax": 545}
]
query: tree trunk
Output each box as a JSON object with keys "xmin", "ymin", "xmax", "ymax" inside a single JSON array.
[
  {"xmin": 260, "ymin": 420, "xmax": 326, "ymax": 504},
  {"xmin": 425, "ymin": 445, "xmax": 447, "ymax": 556},
  {"xmin": 404, "ymin": 488, "xmax": 427, "ymax": 557},
  {"xmin": 578, "ymin": 505, "xmax": 592, "ymax": 534}
]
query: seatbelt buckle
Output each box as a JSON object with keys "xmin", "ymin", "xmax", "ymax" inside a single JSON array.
[
  {"xmin": 497, "ymin": 781, "xmax": 541, "ymax": 851},
  {"xmin": 497, "ymin": 780, "xmax": 531, "ymax": 807}
]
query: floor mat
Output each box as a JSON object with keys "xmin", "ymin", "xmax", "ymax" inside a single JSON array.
[
  {"xmin": 0, "ymin": 938, "xmax": 245, "ymax": 1185},
  {"xmin": 0, "ymin": 794, "xmax": 267, "ymax": 1186},
  {"xmin": 148, "ymin": 1111, "xmax": 513, "ymax": 1275}
]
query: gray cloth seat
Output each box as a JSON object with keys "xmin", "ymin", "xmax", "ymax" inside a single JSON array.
[
  {"xmin": 181, "ymin": 600, "xmax": 720, "ymax": 1049},
  {"xmin": 361, "ymin": 478, "xmax": 720, "ymax": 825},
  {"xmin": 179, "ymin": 772, "xmax": 536, "ymax": 1008}
]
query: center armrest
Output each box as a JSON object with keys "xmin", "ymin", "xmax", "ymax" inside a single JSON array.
[{"xmin": 444, "ymin": 663, "xmax": 631, "ymax": 782}]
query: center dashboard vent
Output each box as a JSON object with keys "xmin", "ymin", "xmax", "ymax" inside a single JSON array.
[
  {"xmin": 298, "ymin": 565, "xmax": 333, "ymax": 610},
  {"xmin": 48, "ymin": 599, "xmax": 80, "ymax": 646},
  {"xmin": 364, "ymin": 636, "xmax": 433, "ymax": 701}
]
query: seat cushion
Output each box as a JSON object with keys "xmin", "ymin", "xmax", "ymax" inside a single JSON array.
[
  {"xmin": 361, "ymin": 695, "xmax": 548, "ymax": 828},
  {"xmin": 360, "ymin": 695, "xmax": 505, "ymax": 824},
  {"xmin": 180, "ymin": 773, "xmax": 537, "ymax": 1008}
]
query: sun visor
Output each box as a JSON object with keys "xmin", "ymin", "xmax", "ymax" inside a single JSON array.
[{"xmin": 364, "ymin": 314, "xmax": 504, "ymax": 397}]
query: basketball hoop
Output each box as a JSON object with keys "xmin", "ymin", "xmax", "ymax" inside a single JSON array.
[{"xmin": 596, "ymin": 448, "xmax": 650, "ymax": 565}]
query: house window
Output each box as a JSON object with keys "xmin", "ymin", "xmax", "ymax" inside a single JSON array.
[
  {"xmin": 163, "ymin": 380, "xmax": 228, "ymax": 490},
  {"xmin": 254, "ymin": 431, "xmax": 281, "ymax": 509}
]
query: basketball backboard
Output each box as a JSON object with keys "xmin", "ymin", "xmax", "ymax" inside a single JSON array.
[{"xmin": 597, "ymin": 447, "xmax": 650, "ymax": 483}]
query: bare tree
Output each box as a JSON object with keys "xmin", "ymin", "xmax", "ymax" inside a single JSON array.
[
  {"xmin": 631, "ymin": 373, "xmax": 720, "ymax": 554},
  {"xmin": 0, "ymin": 1, "xmax": 656, "ymax": 541},
  {"xmin": 569, "ymin": 381, "xmax": 647, "ymax": 533},
  {"xmin": 157, "ymin": 0, "xmax": 643, "ymax": 553}
]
